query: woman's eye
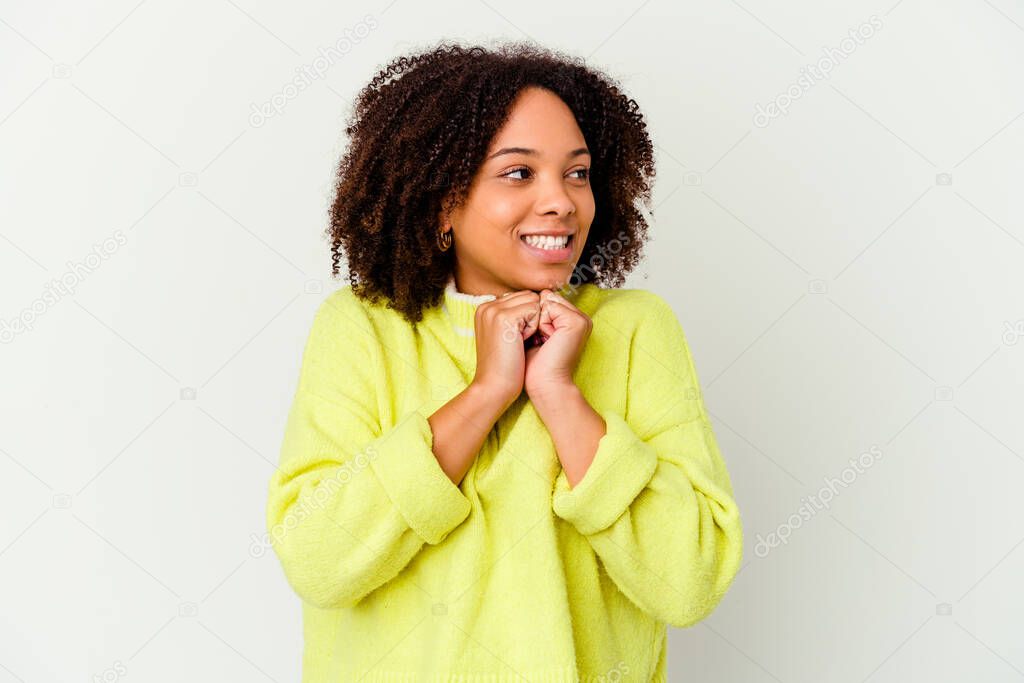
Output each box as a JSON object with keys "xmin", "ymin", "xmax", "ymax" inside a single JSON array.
[
  {"xmin": 501, "ymin": 167, "xmax": 591, "ymax": 181},
  {"xmin": 503, "ymin": 167, "xmax": 531, "ymax": 180}
]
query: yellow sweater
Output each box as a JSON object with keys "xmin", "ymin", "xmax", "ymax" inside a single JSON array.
[{"xmin": 266, "ymin": 277, "xmax": 743, "ymax": 682}]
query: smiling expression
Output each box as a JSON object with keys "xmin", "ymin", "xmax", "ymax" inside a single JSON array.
[{"xmin": 443, "ymin": 86, "xmax": 596, "ymax": 297}]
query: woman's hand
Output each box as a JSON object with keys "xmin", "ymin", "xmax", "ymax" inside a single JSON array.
[
  {"xmin": 470, "ymin": 289, "xmax": 542, "ymax": 409},
  {"xmin": 524, "ymin": 289, "xmax": 593, "ymax": 401}
]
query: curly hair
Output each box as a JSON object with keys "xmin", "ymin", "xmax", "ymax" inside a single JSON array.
[{"xmin": 327, "ymin": 39, "xmax": 656, "ymax": 325}]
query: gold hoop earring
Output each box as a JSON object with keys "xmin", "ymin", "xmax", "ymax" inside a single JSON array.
[{"xmin": 437, "ymin": 225, "xmax": 453, "ymax": 252}]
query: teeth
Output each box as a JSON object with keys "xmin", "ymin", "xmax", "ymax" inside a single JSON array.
[{"xmin": 522, "ymin": 234, "xmax": 569, "ymax": 249}]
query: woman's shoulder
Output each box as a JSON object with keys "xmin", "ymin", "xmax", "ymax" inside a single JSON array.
[
  {"xmin": 304, "ymin": 284, "xmax": 386, "ymax": 351},
  {"xmin": 316, "ymin": 284, "xmax": 408, "ymax": 321},
  {"xmin": 313, "ymin": 285, "xmax": 367, "ymax": 326},
  {"xmin": 575, "ymin": 283, "xmax": 674, "ymax": 323}
]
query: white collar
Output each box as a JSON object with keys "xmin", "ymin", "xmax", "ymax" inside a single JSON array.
[{"xmin": 444, "ymin": 275, "xmax": 497, "ymax": 305}]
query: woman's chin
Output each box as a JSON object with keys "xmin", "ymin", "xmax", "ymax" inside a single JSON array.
[{"xmin": 513, "ymin": 271, "xmax": 572, "ymax": 292}]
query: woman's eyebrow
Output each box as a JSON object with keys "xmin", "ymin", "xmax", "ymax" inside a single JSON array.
[{"xmin": 485, "ymin": 146, "xmax": 591, "ymax": 161}]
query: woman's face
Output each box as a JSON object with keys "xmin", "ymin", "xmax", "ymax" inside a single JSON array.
[{"xmin": 445, "ymin": 86, "xmax": 595, "ymax": 296}]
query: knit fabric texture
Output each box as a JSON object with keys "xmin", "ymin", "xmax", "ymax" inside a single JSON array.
[{"xmin": 265, "ymin": 276, "xmax": 744, "ymax": 682}]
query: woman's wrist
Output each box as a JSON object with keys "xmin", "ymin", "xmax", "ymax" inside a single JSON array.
[
  {"xmin": 466, "ymin": 378, "xmax": 520, "ymax": 418},
  {"xmin": 525, "ymin": 380, "xmax": 579, "ymax": 410}
]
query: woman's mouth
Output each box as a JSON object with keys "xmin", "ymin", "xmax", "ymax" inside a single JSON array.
[{"xmin": 519, "ymin": 233, "xmax": 574, "ymax": 263}]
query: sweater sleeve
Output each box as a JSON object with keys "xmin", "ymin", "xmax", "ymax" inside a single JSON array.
[
  {"xmin": 266, "ymin": 292, "xmax": 472, "ymax": 610},
  {"xmin": 550, "ymin": 292, "xmax": 743, "ymax": 628}
]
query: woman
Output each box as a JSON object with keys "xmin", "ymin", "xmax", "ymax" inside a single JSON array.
[{"xmin": 266, "ymin": 40, "xmax": 743, "ymax": 682}]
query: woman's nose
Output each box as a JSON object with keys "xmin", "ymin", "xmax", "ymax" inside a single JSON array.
[{"xmin": 535, "ymin": 175, "xmax": 576, "ymax": 217}]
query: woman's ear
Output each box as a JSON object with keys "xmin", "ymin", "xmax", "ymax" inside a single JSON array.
[
  {"xmin": 444, "ymin": 205, "xmax": 461, "ymax": 231},
  {"xmin": 437, "ymin": 203, "xmax": 453, "ymax": 232},
  {"xmin": 438, "ymin": 188, "xmax": 464, "ymax": 232}
]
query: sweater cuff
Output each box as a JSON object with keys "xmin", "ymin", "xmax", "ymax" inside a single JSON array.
[
  {"xmin": 367, "ymin": 408, "xmax": 471, "ymax": 545},
  {"xmin": 551, "ymin": 410, "xmax": 659, "ymax": 536}
]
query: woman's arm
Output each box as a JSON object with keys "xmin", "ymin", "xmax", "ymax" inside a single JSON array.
[
  {"xmin": 266, "ymin": 292, "xmax": 494, "ymax": 610},
  {"xmin": 528, "ymin": 384, "xmax": 605, "ymax": 487},
  {"xmin": 537, "ymin": 292, "xmax": 744, "ymax": 628},
  {"xmin": 429, "ymin": 380, "xmax": 515, "ymax": 486}
]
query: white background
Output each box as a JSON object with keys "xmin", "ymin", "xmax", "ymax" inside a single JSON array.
[{"xmin": 1, "ymin": 1, "xmax": 1023, "ymax": 681}]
